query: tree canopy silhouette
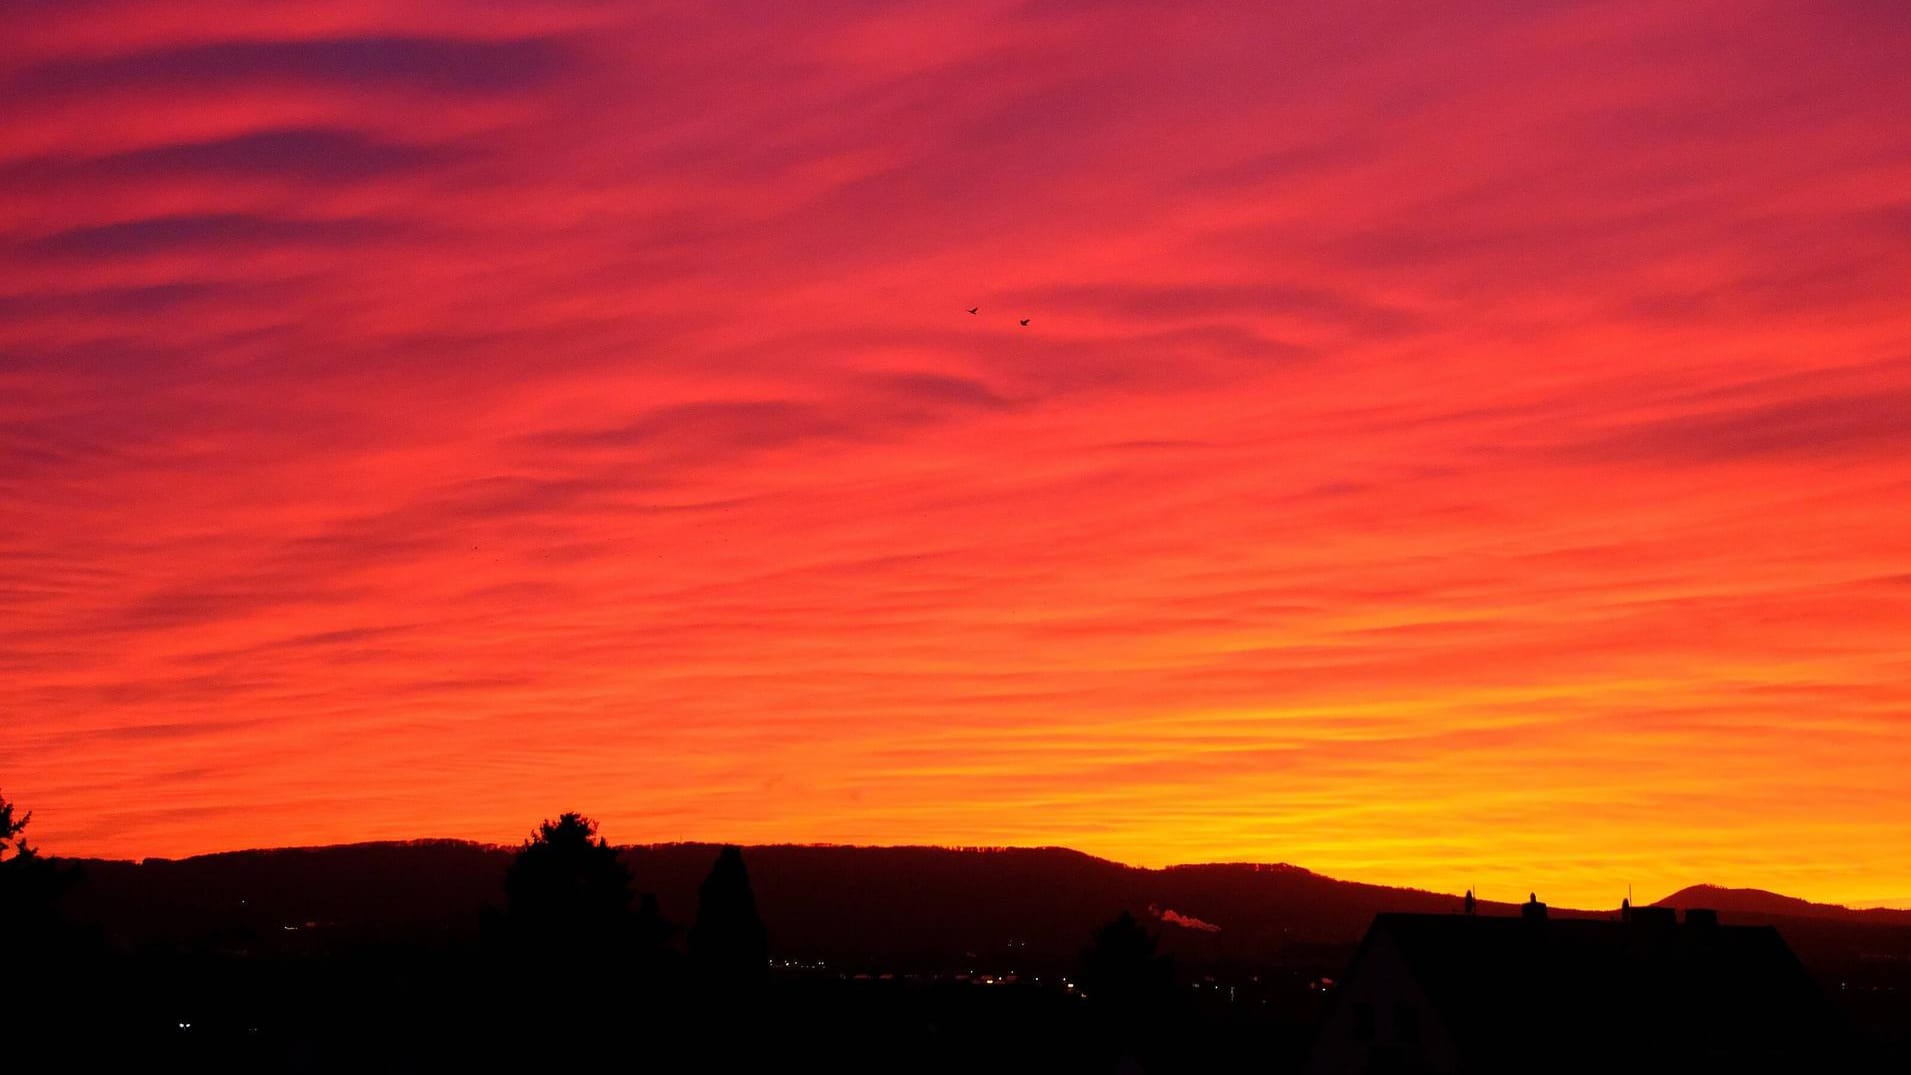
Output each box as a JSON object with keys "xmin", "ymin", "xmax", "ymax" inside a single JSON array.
[
  {"xmin": 1, "ymin": 790, "xmax": 34, "ymax": 862},
  {"xmin": 502, "ymin": 812, "xmax": 633, "ymax": 957},
  {"xmin": 689, "ymin": 845, "xmax": 768, "ymax": 989},
  {"xmin": 0, "ymin": 791, "xmax": 80, "ymax": 968},
  {"xmin": 1081, "ymin": 910, "xmax": 1175, "ymax": 1016}
]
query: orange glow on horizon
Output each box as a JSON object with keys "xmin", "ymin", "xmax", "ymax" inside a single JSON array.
[{"xmin": 3, "ymin": 1, "xmax": 1909, "ymax": 910}]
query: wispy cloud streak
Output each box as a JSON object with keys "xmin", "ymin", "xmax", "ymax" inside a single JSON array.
[{"xmin": 1, "ymin": 0, "xmax": 1908, "ymax": 907}]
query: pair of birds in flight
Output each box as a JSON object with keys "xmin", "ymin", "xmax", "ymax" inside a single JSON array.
[{"xmin": 968, "ymin": 307, "xmax": 1029, "ymax": 326}]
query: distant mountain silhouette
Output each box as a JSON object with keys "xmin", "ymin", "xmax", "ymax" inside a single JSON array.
[
  {"xmin": 54, "ymin": 841, "xmax": 1911, "ymax": 984},
  {"xmin": 1654, "ymin": 884, "xmax": 1911, "ymax": 925}
]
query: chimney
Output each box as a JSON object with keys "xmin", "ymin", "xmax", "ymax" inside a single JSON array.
[
  {"xmin": 1464, "ymin": 889, "xmax": 1476, "ymax": 916},
  {"xmin": 1521, "ymin": 892, "xmax": 1547, "ymax": 922},
  {"xmin": 1621, "ymin": 896, "xmax": 1632, "ymax": 923}
]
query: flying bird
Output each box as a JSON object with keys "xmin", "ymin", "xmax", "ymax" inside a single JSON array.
[
  {"xmin": 967, "ymin": 307, "xmax": 978, "ymax": 315},
  {"xmin": 1019, "ymin": 318, "xmax": 1030, "ymax": 326}
]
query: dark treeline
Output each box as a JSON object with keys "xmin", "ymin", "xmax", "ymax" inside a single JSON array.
[
  {"xmin": 5, "ymin": 797, "xmax": 1321, "ymax": 1073},
  {"xmin": 8, "ymin": 791, "xmax": 1910, "ymax": 1071}
]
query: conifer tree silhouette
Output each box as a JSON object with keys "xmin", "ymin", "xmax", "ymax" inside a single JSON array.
[
  {"xmin": 689, "ymin": 845, "xmax": 768, "ymax": 990},
  {"xmin": 0, "ymin": 791, "xmax": 82, "ymax": 982},
  {"xmin": 0, "ymin": 790, "xmax": 34, "ymax": 862},
  {"xmin": 1080, "ymin": 909, "xmax": 1176, "ymax": 1065}
]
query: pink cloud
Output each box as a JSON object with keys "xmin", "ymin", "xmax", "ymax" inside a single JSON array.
[{"xmin": 0, "ymin": 1, "xmax": 1907, "ymax": 908}]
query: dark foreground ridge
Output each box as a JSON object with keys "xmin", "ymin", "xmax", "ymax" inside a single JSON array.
[
  {"xmin": 14, "ymin": 833, "xmax": 1911, "ymax": 1071},
  {"xmin": 62, "ymin": 839, "xmax": 1911, "ymax": 957}
]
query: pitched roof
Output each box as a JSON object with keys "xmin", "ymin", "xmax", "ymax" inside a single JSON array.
[{"xmin": 1363, "ymin": 911, "xmax": 1834, "ymax": 1067}]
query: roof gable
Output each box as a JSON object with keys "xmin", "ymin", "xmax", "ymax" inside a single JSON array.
[{"xmin": 1361, "ymin": 912, "xmax": 1831, "ymax": 1067}]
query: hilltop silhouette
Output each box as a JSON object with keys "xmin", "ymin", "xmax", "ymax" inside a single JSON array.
[
  {"xmin": 55, "ymin": 840, "xmax": 1911, "ymax": 977},
  {"xmin": 56, "ymin": 842, "xmax": 1482, "ymax": 962},
  {"xmin": 1654, "ymin": 884, "xmax": 1911, "ymax": 925},
  {"xmin": 13, "ymin": 820, "xmax": 1911, "ymax": 1071}
]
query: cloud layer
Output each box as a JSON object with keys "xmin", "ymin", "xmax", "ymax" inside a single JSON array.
[{"xmin": 3, "ymin": 1, "xmax": 1909, "ymax": 907}]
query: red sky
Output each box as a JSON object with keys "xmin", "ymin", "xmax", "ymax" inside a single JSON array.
[{"xmin": 3, "ymin": 1, "xmax": 1909, "ymax": 908}]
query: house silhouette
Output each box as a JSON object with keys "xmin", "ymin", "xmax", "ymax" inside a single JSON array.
[{"xmin": 1307, "ymin": 895, "xmax": 1837, "ymax": 1073}]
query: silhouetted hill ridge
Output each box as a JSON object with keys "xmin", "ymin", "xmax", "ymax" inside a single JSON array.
[
  {"xmin": 1654, "ymin": 884, "xmax": 1911, "ymax": 926},
  {"xmin": 54, "ymin": 840, "xmax": 1911, "ymax": 978}
]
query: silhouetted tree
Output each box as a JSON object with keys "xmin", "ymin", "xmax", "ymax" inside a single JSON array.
[
  {"xmin": 634, "ymin": 892, "xmax": 668, "ymax": 942},
  {"xmin": 0, "ymin": 791, "xmax": 81, "ymax": 970},
  {"xmin": 689, "ymin": 845, "xmax": 768, "ymax": 990},
  {"xmin": 479, "ymin": 813, "xmax": 653, "ymax": 1067},
  {"xmin": 0, "ymin": 790, "xmax": 33, "ymax": 862},
  {"xmin": 502, "ymin": 812, "xmax": 633, "ymax": 960},
  {"xmin": 1080, "ymin": 910, "xmax": 1175, "ymax": 1061},
  {"xmin": 632, "ymin": 891, "xmax": 674, "ymax": 964}
]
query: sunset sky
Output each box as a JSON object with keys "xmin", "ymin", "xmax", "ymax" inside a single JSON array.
[{"xmin": 4, "ymin": 1, "xmax": 1909, "ymax": 909}]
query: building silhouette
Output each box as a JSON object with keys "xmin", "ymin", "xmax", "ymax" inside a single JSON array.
[{"xmin": 1307, "ymin": 896, "xmax": 1835, "ymax": 1073}]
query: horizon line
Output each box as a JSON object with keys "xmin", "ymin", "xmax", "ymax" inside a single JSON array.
[{"xmin": 56, "ymin": 835, "xmax": 1910, "ymax": 914}]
